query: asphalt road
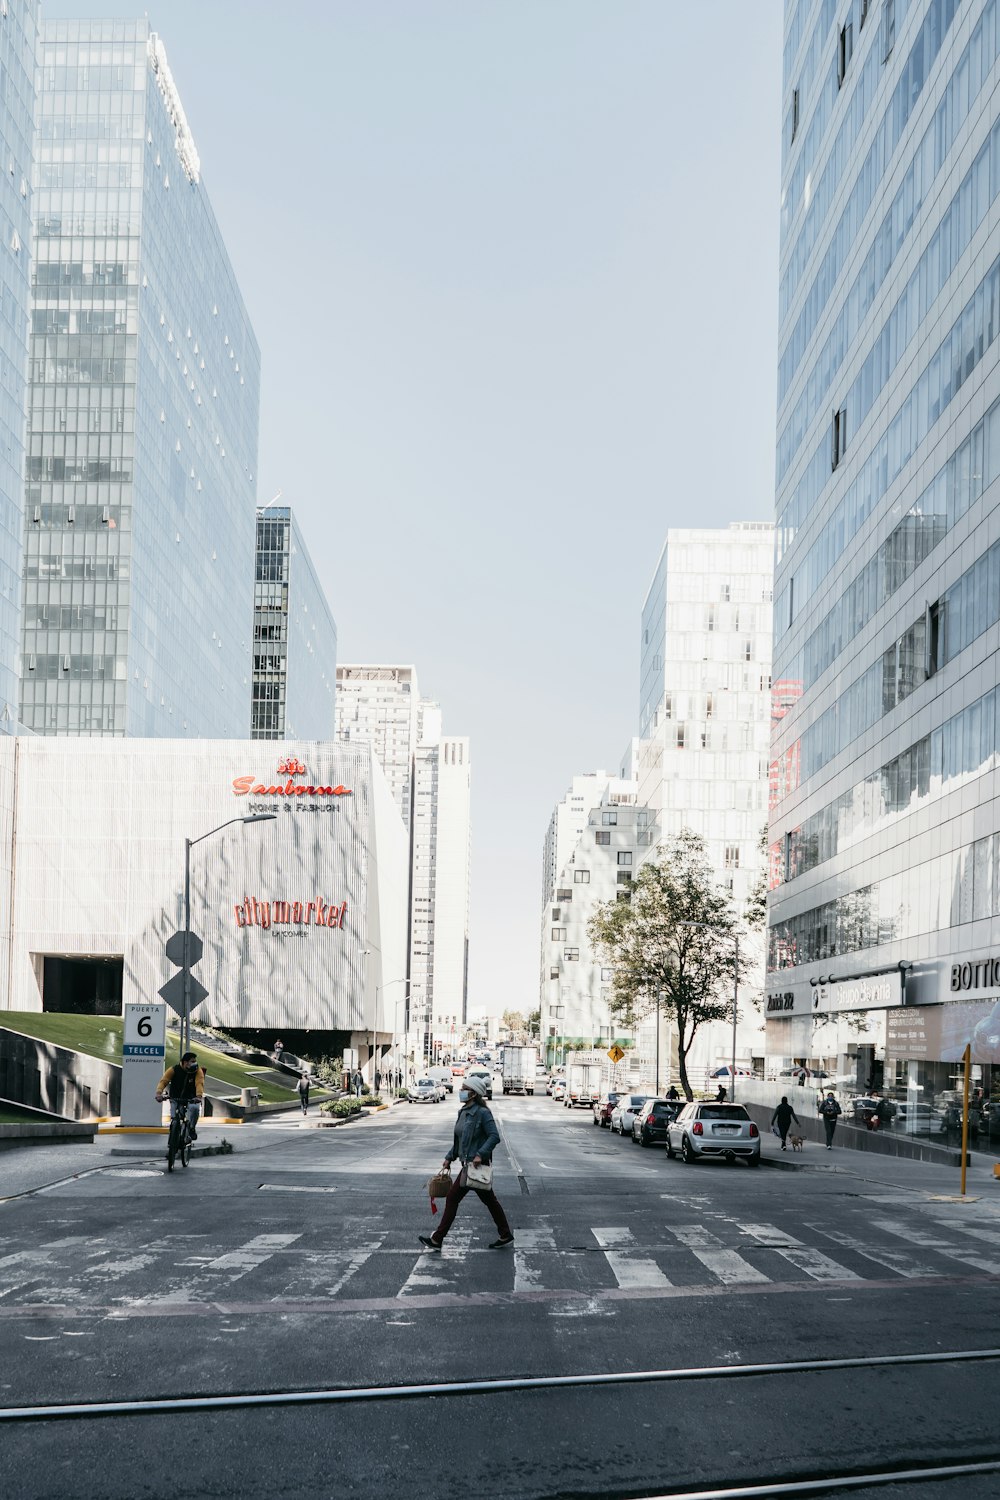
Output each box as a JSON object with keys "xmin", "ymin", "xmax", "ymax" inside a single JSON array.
[{"xmin": 2, "ymin": 1092, "xmax": 1000, "ymax": 1499}]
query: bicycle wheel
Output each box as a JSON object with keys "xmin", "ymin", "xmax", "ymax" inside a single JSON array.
[
  {"xmin": 180, "ymin": 1125, "xmax": 191, "ymax": 1168},
  {"xmin": 166, "ymin": 1117, "xmax": 181, "ymax": 1171}
]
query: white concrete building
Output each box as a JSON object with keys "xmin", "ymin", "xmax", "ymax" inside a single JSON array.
[
  {"xmin": 335, "ymin": 665, "xmax": 421, "ymax": 831},
  {"xmin": 539, "ymin": 781, "xmax": 657, "ymax": 1070},
  {"xmin": 635, "ymin": 522, "xmax": 774, "ymax": 1082},
  {"xmin": 541, "ymin": 771, "xmax": 617, "ymax": 907},
  {"xmin": 0, "ymin": 738, "xmax": 408, "ymax": 1078},
  {"xmin": 410, "ymin": 702, "xmax": 471, "ymax": 1063}
]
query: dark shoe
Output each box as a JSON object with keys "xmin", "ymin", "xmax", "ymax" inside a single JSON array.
[
  {"xmin": 190, "ymin": 1129, "xmax": 197, "ymax": 1140},
  {"xmin": 418, "ymin": 1235, "xmax": 442, "ymax": 1251},
  {"xmin": 489, "ymin": 1236, "xmax": 514, "ymax": 1249}
]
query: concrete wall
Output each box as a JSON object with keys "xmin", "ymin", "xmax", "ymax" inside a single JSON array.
[{"xmin": 0, "ymin": 1027, "xmax": 120, "ymax": 1120}]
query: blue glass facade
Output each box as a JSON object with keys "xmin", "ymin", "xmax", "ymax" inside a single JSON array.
[
  {"xmin": 21, "ymin": 20, "xmax": 259, "ymax": 736},
  {"xmin": 252, "ymin": 504, "xmax": 337, "ymax": 740},
  {"xmin": 0, "ymin": 0, "xmax": 37, "ymax": 726}
]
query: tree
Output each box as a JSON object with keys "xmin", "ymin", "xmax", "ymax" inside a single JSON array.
[
  {"xmin": 501, "ymin": 1009, "xmax": 526, "ymax": 1040},
  {"xmin": 587, "ymin": 829, "xmax": 746, "ymax": 1100},
  {"xmin": 526, "ymin": 1009, "xmax": 541, "ymax": 1040}
]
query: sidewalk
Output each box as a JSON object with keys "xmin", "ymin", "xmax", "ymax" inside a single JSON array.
[{"xmin": 760, "ymin": 1135, "xmax": 1000, "ymax": 1198}]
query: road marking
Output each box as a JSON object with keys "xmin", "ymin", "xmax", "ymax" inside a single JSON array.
[
  {"xmin": 591, "ymin": 1230, "xmax": 671, "ymax": 1288},
  {"xmin": 512, "ymin": 1222, "xmax": 556, "ymax": 1294},
  {"xmin": 873, "ymin": 1217, "xmax": 1000, "ymax": 1275},
  {"xmin": 204, "ymin": 1234, "xmax": 301, "ymax": 1274},
  {"xmin": 736, "ymin": 1222, "xmax": 859, "ymax": 1281},
  {"xmin": 815, "ymin": 1227, "xmax": 936, "ymax": 1279},
  {"xmin": 258, "ymin": 1185, "xmax": 337, "ymax": 1194},
  {"xmin": 398, "ymin": 1226, "xmax": 473, "ymax": 1296},
  {"xmin": 666, "ymin": 1226, "xmax": 769, "ymax": 1285}
]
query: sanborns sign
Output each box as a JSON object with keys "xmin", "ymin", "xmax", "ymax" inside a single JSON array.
[
  {"xmin": 232, "ymin": 757, "xmax": 353, "ymax": 799},
  {"xmin": 235, "ymin": 896, "xmax": 348, "ymax": 931}
]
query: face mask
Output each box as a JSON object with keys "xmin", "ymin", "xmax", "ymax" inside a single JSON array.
[{"xmin": 459, "ymin": 1090, "xmax": 470, "ymax": 1102}]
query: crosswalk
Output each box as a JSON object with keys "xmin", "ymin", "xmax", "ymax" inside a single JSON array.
[{"xmin": 3, "ymin": 1199, "xmax": 1000, "ymax": 1314}]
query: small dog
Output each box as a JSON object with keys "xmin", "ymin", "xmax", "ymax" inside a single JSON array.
[{"xmin": 790, "ymin": 1134, "xmax": 805, "ymax": 1152}]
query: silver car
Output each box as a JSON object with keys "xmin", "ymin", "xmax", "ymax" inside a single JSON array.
[
  {"xmin": 666, "ymin": 1102, "xmax": 761, "ymax": 1167},
  {"xmin": 410, "ymin": 1078, "xmax": 443, "ymax": 1104},
  {"xmin": 610, "ymin": 1094, "xmax": 649, "ymax": 1136}
]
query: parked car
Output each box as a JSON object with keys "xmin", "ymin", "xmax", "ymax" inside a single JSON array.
[
  {"xmin": 666, "ymin": 1102, "xmax": 760, "ymax": 1166},
  {"xmin": 893, "ymin": 1101, "xmax": 947, "ymax": 1135},
  {"xmin": 551, "ymin": 1078, "xmax": 569, "ymax": 1102},
  {"xmin": 631, "ymin": 1097, "xmax": 679, "ymax": 1146},
  {"xmin": 593, "ymin": 1091, "xmax": 624, "ymax": 1128},
  {"xmin": 546, "ymin": 1074, "xmax": 563, "ymax": 1096},
  {"xmin": 411, "ymin": 1078, "xmax": 443, "ymax": 1104},
  {"xmin": 610, "ymin": 1094, "xmax": 649, "ymax": 1136},
  {"xmin": 450, "ymin": 1064, "xmax": 466, "ymax": 1081}
]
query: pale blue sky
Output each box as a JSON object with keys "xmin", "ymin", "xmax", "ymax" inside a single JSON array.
[{"xmin": 51, "ymin": 0, "xmax": 784, "ymax": 1018}]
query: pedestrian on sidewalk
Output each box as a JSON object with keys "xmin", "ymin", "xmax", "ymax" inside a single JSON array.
[
  {"xmin": 819, "ymin": 1091, "xmax": 842, "ymax": 1148},
  {"xmin": 352, "ymin": 1068, "xmax": 363, "ymax": 1098},
  {"xmin": 770, "ymin": 1095, "xmax": 800, "ymax": 1150},
  {"xmin": 419, "ymin": 1074, "xmax": 513, "ymax": 1252},
  {"xmin": 374, "ymin": 1069, "xmax": 382, "ymax": 1095},
  {"xmin": 297, "ymin": 1073, "xmax": 310, "ymax": 1114}
]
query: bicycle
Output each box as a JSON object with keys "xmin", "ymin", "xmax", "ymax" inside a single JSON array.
[{"xmin": 166, "ymin": 1100, "xmax": 196, "ymax": 1172}]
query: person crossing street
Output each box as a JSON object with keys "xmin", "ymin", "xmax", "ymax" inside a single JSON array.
[{"xmin": 419, "ymin": 1074, "xmax": 512, "ymax": 1251}]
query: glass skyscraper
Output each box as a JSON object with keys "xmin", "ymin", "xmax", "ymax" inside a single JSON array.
[
  {"xmin": 252, "ymin": 503, "xmax": 337, "ymax": 740},
  {"xmin": 769, "ymin": 3, "xmax": 1000, "ymax": 1114},
  {"xmin": 0, "ymin": 0, "xmax": 38, "ymax": 727},
  {"xmin": 22, "ymin": 20, "xmax": 260, "ymax": 736}
]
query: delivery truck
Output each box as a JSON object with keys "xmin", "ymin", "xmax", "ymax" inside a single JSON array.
[
  {"xmin": 501, "ymin": 1045, "xmax": 537, "ymax": 1095},
  {"xmin": 566, "ymin": 1060, "xmax": 604, "ymax": 1108}
]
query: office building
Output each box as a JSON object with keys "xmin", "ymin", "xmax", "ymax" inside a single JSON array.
[
  {"xmin": 335, "ymin": 665, "xmax": 420, "ymax": 830},
  {"xmin": 635, "ymin": 522, "xmax": 774, "ymax": 1080},
  {"xmin": 22, "ymin": 20, "xmax": 260, "ymax": 737},
  {"xmin": 769, "ymin": 1, "xmax": 1000, "ymax": 1126},
  {"xmin": 410, "ymin": 701, "xmax": 471, "ymax": 1061},
  {"xmin": 0, "ymin": 0, "xmax": 37, "ymax": 727},
  {"xmin": 539, "ymin": 780, "xmax": 652, "ymax": 1068},
  {"xmin": 541, "ymin": 770, "xmax": 616, "ymax": 907},
  {"xmin": 252, "ymin": 503, "xmax": 337, "ymax": 740}
]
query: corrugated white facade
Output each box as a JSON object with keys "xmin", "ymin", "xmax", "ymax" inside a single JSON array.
[{"xmin": 1, "ymin": 739, "xmax": 408, "ymax": 1034}]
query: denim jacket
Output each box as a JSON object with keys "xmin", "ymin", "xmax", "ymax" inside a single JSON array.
[{"xmin": 446, "ymin": 1100, "xmax": 501, "ymax": 1165}]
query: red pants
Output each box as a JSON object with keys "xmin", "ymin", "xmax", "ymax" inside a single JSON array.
[{"xmin": 432, "ymin": 1168, "xmax": 511, "ymax": 1243}]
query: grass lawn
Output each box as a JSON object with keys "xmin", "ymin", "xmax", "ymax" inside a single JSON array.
[
  {"xmin": 0, "ymin": 1013, "xmax": 302, "ymax": 1105},
  {"xmin": 0, "ymin": 1104, "xmax": 47, "ymax": 1123}
]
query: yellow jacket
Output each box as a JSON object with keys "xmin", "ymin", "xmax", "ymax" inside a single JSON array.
[{"xmin": 156, "ymin": 1064, "xmax": 205, "ymax": 1099}]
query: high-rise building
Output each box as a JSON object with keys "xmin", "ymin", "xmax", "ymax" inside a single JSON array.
[
  {"xmin": 252, "ymin": 503, "xmax": 337, "ymax": 740},
  {"xmin": 769, "ymin": 3, "xmax": 1000, "ymax": 1111},
  {"xmin": 539, "ymin": 779, "xmax": 650, "ymax": 1066},
  {"xmin": 635, "ymin": 522, "xmax": 774, "ymax": 1079},
  {"xmin": 0, "ymin": 0, "xmax": 38, "ymax": 726},
  {"xmin": 541, "ymin": 771, "xmax": 616, "ymax": 908},
  {"xmin": 409, "ymin": 701, "xmax": 471, "ymax": 1061},
  {"xmin": 335, "ymin": 665, "xmax": 420, "ymax": 830},
  {"xmin": 22, "ymin": 21, "xmax": 260, "ymax": 737}
]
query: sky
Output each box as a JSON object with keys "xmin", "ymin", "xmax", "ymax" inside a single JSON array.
[{"xmin": 50, "ymin": 0, "xmax": 784, "ymax": 1018}]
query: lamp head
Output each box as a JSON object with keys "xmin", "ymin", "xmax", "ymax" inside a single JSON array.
[{"xmin": 242, "ymin": 813, "xmax": 277, "ymax": 824}]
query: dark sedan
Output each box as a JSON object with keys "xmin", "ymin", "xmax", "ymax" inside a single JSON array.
[
  {"xmin": 631, "ymin": 1097, "xmax": 679, "ymax": 1146},
  {"xmin": 593, "ymin": 1091, "xmax": 624, "ymax": 1128}
]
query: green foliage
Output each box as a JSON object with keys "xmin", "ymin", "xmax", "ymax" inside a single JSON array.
[
  {"xmin": 587, "ymin": 829, "xmax": 745, "ymax": 1100},
  {"xmin": 359, "ymin": 1094, "xmax": 383, "ymax": 1107},
  {"xmin": 323, "ymin": 1098, "xmax": 362, "ymax": 1118}
]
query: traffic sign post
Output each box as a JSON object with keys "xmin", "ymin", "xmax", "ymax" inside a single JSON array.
[
  {"xmin": 607, "ymin": 1044, "xmax": 626, "ymax": 1063},
  {"xmin": 158, "ymin": 970, "xmax": 209, "ymax": 1015},
  {"xmin": 120, "ymin": 1002, "xmax": 167, "ymax": 1127}
]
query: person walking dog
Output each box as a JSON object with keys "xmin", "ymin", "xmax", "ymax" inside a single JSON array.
[
  {"xmin": 819, "ymin": 1091, "xmax": 842, "ymax": 1149},
  {"xmin": 770, "ymin": 1095, "xmax": 800, "ymax": 1151},
  {"xmin": 419, "ymin": 1074, "xmax": 513, "ymax": 1251}
]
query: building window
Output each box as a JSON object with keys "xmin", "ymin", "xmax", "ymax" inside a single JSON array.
[
  {"xmin": 859, "ymin": 0, "xmax": 870, "ymax": 28},
  {"xmin": 617, "ymin": 851, "xmax": 632, "ymax": 867},
  {"xmin": 551, "ymin": 927, "xmax": 567, "ymax": 941},
  {"xmin": 725, "ymin": 845, "xmax": 740, "ymax": 869},
  {"xmin": 743, "ymin": 639, "xmax": 753, "ymax": 662},
  {"xmin": 595, "ymin": 830, "xmax": 611, "ymax": 846},
  {"xmin": 551, "ymin": 907, "xmax": 561, "ymax": 921},
  {"xmin": 564, "ymin": 947, "xmax": 579, "ymax": 961},
  {"xmin": 601, "ymin": 967, "xmax": 613, "ymax": 981},
  {"xmin": 832, "ymin": 405, "xmax": 847, "ymax": 469},
  {"xmin": 707, "ymin": 606, "xmax": 716, "ymax": 632},
  {"xmin": 556, "ymin": 888, "xmax": 573, "ymax": 901},
  {"xmin": 837, "ymin": 21, "xmax": 853, "ymax": 86},
  {"xmin": 676, "ymin": 725, "xmax": 685, "ymax": 749},
  {"xmin": 602, "ymin": 810, "xmax": 618, "ymax": 826},
  {"xmin": 550, "ymin": 967, "xmax": 560, "ymax": 980},
  {"xmin": 790, "ymin": 86, "xmax": 800, "ymax": 143},
  {"xmin": 663, "ymin": 694, "xmax": 672, "ymax": 719},
  {"xmin": 706, "ymin": 693, "xmax": 714, "ymax": 718},
  {"xmin": 574, "ymin": 870, "xmax": 590, "ymax": 884},
  {"xmin": 882, "ymin": 0, "xmax": 895, "ymax": 60},
  {"xmin": 617, "ymin": 870, "xmax": 632, "ymax": 885}
]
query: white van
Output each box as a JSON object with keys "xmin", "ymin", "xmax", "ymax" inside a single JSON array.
[{"xmin": 427, "ymin": 1066, "xmax": 454, "ymax": 1094}]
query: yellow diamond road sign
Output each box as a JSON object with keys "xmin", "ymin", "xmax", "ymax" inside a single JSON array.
[{"xmin": 607, "ymin": 1045, "xmax": 625, "ymax": 1063}]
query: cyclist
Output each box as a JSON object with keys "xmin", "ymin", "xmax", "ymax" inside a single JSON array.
[{"xmin": 155, "ymin": 1052, "xmax": 205, "ymax": 1139}]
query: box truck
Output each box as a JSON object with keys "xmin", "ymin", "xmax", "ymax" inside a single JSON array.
[{"xmin": 501, "ymin": 1045, "xmax": 537, "ymax": 1095}]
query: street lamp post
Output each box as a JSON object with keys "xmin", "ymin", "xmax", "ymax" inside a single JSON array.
[
  {"xmin": 183, "ymin": 813, "xmax": 276, "ymax": 1054},
  {"xmin": 376, "ymin": 978, "xmax": 412, "ymax": 1093},
  {"xmin": 677, "ymin": 921, "xmax": 741, "ymax": 1100}
]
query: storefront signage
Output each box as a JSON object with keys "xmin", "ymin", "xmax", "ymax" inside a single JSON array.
[
  {"xmin": 232, "ymin": 757, "xmax": 353, "ymax": 800},
  {"xmin": 887, "ymin": 998, "xmax": 1000, "ymax": 1064},
  {"xmin": 120, "ymin": 1001, "xmax": 166, "ymax": 1128},
  {"xmin": 764, "ymin": 969, "xmax": 903, "ymax": 1017},
  {"xmin": 950, "ymin": 956, "xmax": 1000, "ymax": 992},
  {"xmin": 234, "ymin": 895, "xmax": 348, "ymax": 930}
]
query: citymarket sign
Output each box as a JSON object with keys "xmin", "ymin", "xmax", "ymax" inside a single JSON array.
[
  {"xmin": 765, "ymin": 970, "xmax": 903, "ymax": 1017},
  {"xmin": 232, "ymin": 757, "xmax": 353, "ymax": 800},
  {"xmin": 234, "ymin": 895, "xmax": 348, "ymax": 931}
]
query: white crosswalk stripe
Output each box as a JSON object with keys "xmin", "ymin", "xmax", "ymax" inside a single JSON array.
[
  {"xmin": 872, "ymin": 1217, "xmax": 1000, "ymax": 1275},
  {"xmin": 513, "ymin": 1222, "xmax": 556, "ymax": 1294},
  {"xmin": 737, "ymin": 1222, "xmax": 860, "ymax": 1281},
  {"xmin": 815, "ymin": 1227, "xmax": 939, "ymax": 1279},
  {"xmin": 667, "ymin": 1224, "xmax": 769, "ymax": 1284},
  {"xmin": 591, "ymin": 1227, "xmax": 672, "ymax": 1288}
]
